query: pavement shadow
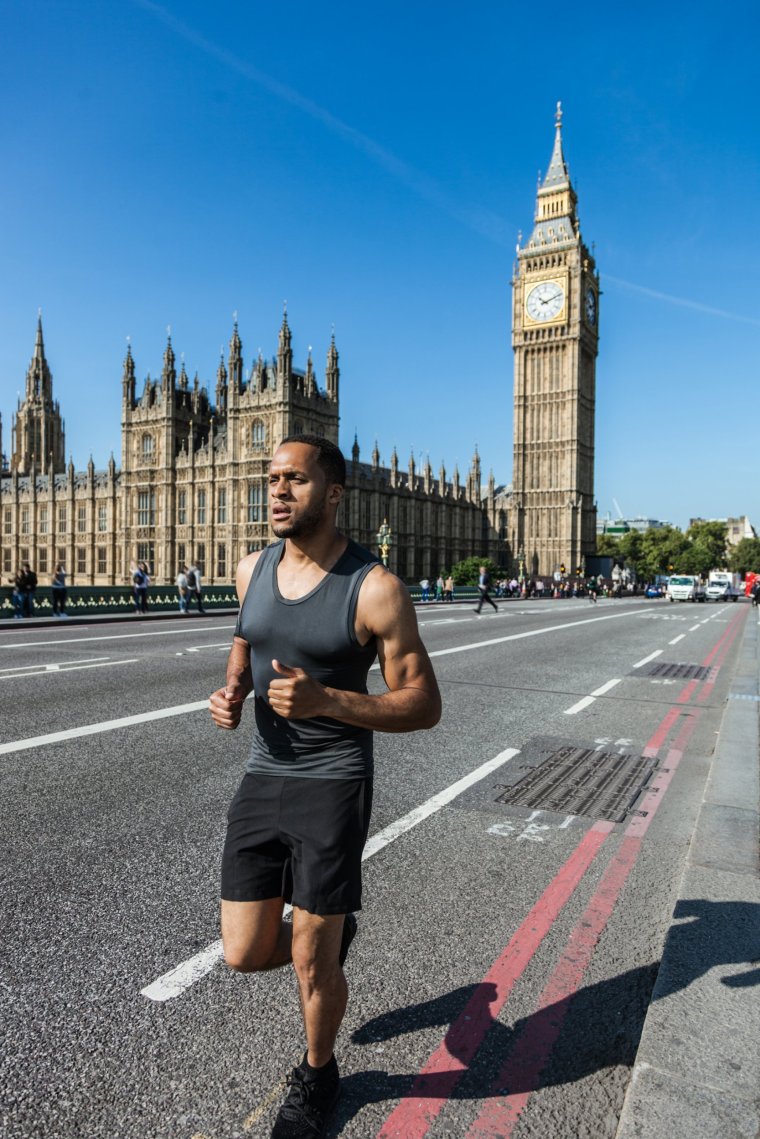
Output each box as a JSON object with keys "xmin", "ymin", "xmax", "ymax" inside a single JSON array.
[
  {"xmin": 655, "ymin": 898, "xmax": 760, "ymax": 994},
  {"xmin": 331, "ymin": 900, "xmax": 760, "ymax": 1131}
]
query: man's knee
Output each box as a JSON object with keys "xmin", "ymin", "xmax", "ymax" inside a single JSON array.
[{"xmin": 223, "ymin": 941, "xmax": 271, "ymax": 973}]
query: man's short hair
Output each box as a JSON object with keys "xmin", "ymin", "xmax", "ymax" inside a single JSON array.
[{"xmin": 280, "ymin": 434, "xmax": 346, "ymax": 487}]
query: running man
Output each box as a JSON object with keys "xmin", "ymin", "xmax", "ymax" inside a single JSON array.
[{"xmin": 209, "ymin": 435, "xmax": 441, "ymax": 1138}]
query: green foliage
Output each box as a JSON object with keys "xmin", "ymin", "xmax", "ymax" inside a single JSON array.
[
  {"xmin": 450, "ymin": 555, "xmax": 500, "ymax": 586},
  {"xmin": 595, "ymin": 534, "xmax": 619, "ymax": 557},
  {"xmin": 684, "ymin": 521, "xmax": 727, "ymax": 576},
  {"xmin": 594, "ymin": 519, "xmax": 738, "ymax": 580},
  {"xmin": 728, "ymin": 537, "xmax": 760, "ymax": 575}
]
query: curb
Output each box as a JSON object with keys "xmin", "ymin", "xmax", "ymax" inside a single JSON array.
[{"xmin": 615, "ymin": 611, "xmax": 760, "ymax": 1138}]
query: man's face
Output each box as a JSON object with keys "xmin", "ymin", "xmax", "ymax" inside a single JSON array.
[{"xmin": 268, "ymin": 443, "xmax": 342, "ymax": 539}]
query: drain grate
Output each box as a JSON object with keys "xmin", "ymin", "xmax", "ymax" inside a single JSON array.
[
  {"xmin": 640, "ymin": 662, "xmax": 710, "ymax": 680},
  {"xmin": 495, "ymin": 745, "xmax": 657, "ymax": 823}
]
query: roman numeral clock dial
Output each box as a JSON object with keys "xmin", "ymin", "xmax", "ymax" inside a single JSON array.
[{"xmin": 525, "ymin": 279, "xmax": 565, "ymax": 322}]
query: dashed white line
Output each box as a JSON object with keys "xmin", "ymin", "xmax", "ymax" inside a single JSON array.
[
  {"xmin": 668, "ymin": 634, "xmax": 686, "ymax": 645},
  {"xmin": 141, "ymin": 745, "xmax": 521, "ymax": 1001},
  {"xmin": 564, "ymin": 695, "xmax": 595, "ymax": 715},
  {"xmin": 689, "ymin": 625, "xmax": 700, "ymax": 631},
  {"xmin": 590, "ymin": 678, "xmax": 621, "ymax": 697},
  {"xmin": 633, "ymin": 649, "xmax": 663, "ymax": 669}
]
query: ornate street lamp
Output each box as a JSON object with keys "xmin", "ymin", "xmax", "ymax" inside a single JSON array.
[
  {"xmin": 518, "ymin": 547, "xmax": 526, "ymax": 583},
  {"xmin": 376, "ymin": 518, "xmax": 394, "ymax": 568}
]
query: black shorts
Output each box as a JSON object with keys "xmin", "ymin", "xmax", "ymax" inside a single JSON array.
[{"xmin": 221, "ymin": 774, "xmax": 373, "ymax": 915}]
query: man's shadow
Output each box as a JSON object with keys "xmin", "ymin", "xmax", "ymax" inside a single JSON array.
[{"xmin": 330, "ymin": 899, "xmax": 760, "ymax": 1132}]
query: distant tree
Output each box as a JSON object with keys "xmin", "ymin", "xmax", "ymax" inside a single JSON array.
[
  {"xmin": 638, "ymin": 526, "xmax": 690, "ymax": 579},
  {"xmin": 728, "ymin": 537, "xmax": 760, "ymax": 576},
  {"xmin": 616, "ymin": 529, "xmax": 644, "ymax": 576},
  {"xmin": 450, "ymin": 555, "xmax": 500, "ymax": 586},
  {"xmin": 595, "ymin": 534, "xmax": 619, "ymax": 557},
  {"xmin": 684, "ymin": 520, "xmax": 727, "ymax": 575}
]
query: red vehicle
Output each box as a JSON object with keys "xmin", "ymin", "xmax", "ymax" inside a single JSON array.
[{"xmin": 745, "ymin": 571, "xmax": 759, "ymax": 597}]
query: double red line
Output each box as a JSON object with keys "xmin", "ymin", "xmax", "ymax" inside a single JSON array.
[{"xmin": 376, "ymin": 608, "xmax": 746, "ymax": 1138}]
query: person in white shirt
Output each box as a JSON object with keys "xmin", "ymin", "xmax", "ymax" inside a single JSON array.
[{"xmin": 176, "ymin": 566, "xmax": 189, "ymax": 614}]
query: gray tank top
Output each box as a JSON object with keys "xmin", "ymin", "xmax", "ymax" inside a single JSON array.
[{"xmin": 236, "ymin": 538, "xmax": 380, "ymax": 779}]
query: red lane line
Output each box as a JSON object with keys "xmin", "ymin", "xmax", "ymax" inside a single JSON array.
[
  {"xmin": 697, "ymin": 608, "xmax": 745, "ymax": 703},
  {"xmin": 466, "ymin": 830, "xmax": 645, "ymax": 1137},
  {"xmin": 375, "ymin": 821, "xmax": 613, "ymax": 1139},
  {"xmin": 466, "ymin": 719, "xmax": 701, "ymax": 1137},
  {"xmin": 375, "ymin": 617, "xmax": 733, "ymax": 1138}
]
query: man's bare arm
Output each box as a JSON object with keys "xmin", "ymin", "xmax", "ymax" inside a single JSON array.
[
  {"xmin": 267, "ymin": 568, "xmax": 441, "ymax": 732},
  {"xmin": 209, "ymin": 552, "xmax": 260, "ymax": 730}
]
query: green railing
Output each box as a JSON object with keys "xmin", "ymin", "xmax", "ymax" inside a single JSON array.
[
  {"xmin": 0, "ymin": 584, "xmax": 239, "ymax": 617},
  {"xmin": 1, "ymin": 582, "xmax": 487, "ymax": 618}
]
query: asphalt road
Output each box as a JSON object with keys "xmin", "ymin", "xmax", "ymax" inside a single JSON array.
[{"xmin": 0, "ymin": 597, "xmax": 749, "ymax": 1138}]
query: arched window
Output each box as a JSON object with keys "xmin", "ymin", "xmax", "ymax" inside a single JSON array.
[
  {"xmin": 142, "ymin": 434, "xmax": 154, "ymax": 458},
  {"xmin": 251, "ymin": 421, "xmax": 266, "ymax": 450}
]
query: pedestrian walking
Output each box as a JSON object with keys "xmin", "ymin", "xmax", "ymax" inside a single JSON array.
[
  {"xmin": 444, "ymin": 573, "xmax": 454, "ymax": 603},
  {"xmin": 132, "ymin": 561, "xmax": 149, "ymax": 614},
  {"xmin": 209, "ymin": 435, "xmax": 441, "ymax": 1139},
  {"xmin": 187, "ymin": 562, "xmax": 205, "ymax": 614},
  {"xmin": 752, "ymin": 580, "xmax": 760, "ymax": 607},
  {"xmin": 474, "ymin": 564, "xmax": 498, "ymax": 613},
  {"xmin": 435, "ymin": 574, "xmax": 444, "ymax": 602},
  {"xmin": 11, "ymin": 571, "xmax": 25, "ymax": 619},
  {"xmin": 419, "ymin": 576, "xmax": 430, "ymax": 602},
  {"xmin": 176, "ymin": 565, "xmax": 189, "ymax": 614},
  {"xmin": 19, "ymin": 562, "xmax": 37, "ymax": 618},
  {"xmin": 51, "ymin": 564, "xmax": 68, "ymax": 617}
]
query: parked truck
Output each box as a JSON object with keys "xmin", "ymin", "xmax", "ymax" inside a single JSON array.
[
  {"xmin": 667, "ymin": 575, "xmax": 706, "ymax": 603},
  {"xmin": 706, "ymin": 570, "xmax": 742, "ymax": 602}
]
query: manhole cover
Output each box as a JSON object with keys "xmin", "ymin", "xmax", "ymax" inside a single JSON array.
[
  {"xmin": 495, "ymin": 745, "xmax": 657, "ymax": 823},
  {"xmin": 639, "ymin": 662, "xmax": 710, "ymax": 680}
]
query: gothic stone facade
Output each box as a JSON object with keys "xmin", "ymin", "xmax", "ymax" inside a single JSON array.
[
  {"xmin": 2, "ymin": 313, "xmax": 505, "ymax": 585},
  {"xmin": 1, "ymin": 111, "xmax": 599, "ymax": 587}
]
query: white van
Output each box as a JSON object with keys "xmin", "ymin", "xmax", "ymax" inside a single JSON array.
[{"xmin": 667, "ymin": 575, "xmax": 706, "ymax": 603}]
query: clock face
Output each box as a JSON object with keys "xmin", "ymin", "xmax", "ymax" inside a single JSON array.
[
  {"xmin": 526, "ymin": 280, "xmax": 565, "ymax": 322},
  {"xmin": 585, "ymin": 288, "xmax": 597, "ymax": 325}
]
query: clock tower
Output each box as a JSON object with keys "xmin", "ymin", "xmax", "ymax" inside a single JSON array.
[{"xmin": 510, "ymin": 104, "xmax": 599, "ymax": 578}]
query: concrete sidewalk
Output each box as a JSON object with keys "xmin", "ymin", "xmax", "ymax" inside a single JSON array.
[{"xmin": 616, "ymin": 610, "xmax": 760, "ymax": 1138}]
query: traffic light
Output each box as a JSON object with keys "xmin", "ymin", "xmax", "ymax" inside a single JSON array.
[
  {"xmin": 560, "ymin": 563, "xmax": 566, "ymax": 574},
  {"xmin": 576, "ymin": 565, "xmax": 582, "ymax": 576}
]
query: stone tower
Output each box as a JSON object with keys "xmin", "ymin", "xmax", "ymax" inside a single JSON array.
[
  {"xmin": 510, "ymin": 104, "xmax": 599, "ymax": 576},
  {"xmin": 11, "ymin": 315, "xmax": 66, "ymax": 474}
]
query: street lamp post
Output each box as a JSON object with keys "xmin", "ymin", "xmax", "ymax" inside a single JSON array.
[
  {"xmin": 375, "ymin": 518, "xmax": 394, "ymax": 568},
  {"xmin": 517, "ymin": 547, "xmax": 526, "ymax": 584}
]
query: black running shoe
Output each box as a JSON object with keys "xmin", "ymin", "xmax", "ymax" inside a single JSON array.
[
  {"xmin": 339, "ymin": 913, "xmax": 357, "ymax": 967},
  {"xmin": 271, "ymin": 1055, "xmax": 340, "ymax": 1138}
]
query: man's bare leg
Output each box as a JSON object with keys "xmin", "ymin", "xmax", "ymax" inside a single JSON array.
[
  {"xmin": 291, "ymin": 908, "xmax": 347, "ymax": 1068},
  {"xmin": 221, "ymin": 898, "xmax": 292, "ymax": 972}
]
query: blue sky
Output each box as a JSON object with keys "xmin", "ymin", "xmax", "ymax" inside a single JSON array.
[{"xmin": 2, "ymin": 1, "xmax": 758, "ymax": 531}]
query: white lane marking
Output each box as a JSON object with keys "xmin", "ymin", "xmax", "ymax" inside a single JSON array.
[
  {"xmin": 689, "ymin": 625, "xmax": 700, "ymax": 631},
  {"xmin": 590, "ymin": 678, "xmax": 621, "ymax": 697},
  {"xmin": 423, "ymin": 608, "xmax": 656, "ymax": 661},
  {"xmin": 564, "ymin": 695, "xmax": 595, "ymax": 715},
  {"xmin": 1, "ymin": 625, "xmax": 237, "ymax": 650},
  {"xmin": 0, "ymin": 700, "xmax": 209, "ymax": 756},
  {"xmin": 141, "ymin": 745, "xmax": 521, "ymax": 1001},
  {"xmin": 0, "ymin": 659, "xmax": 138, "ymax": 680},
  {"xmin": 0, "ymin": 656, "xmax": 110, "ymax": 674},
  {"xmin": 669, "ymin": 634, "xmax": 686, "ymax": 645},
  {"xmin": 1, "ymin": 611, "xmax": 654, "ymax": 756},
  {"xmin": 633, "ymin": 649, "xmax": 663, "ymax": 669}
]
